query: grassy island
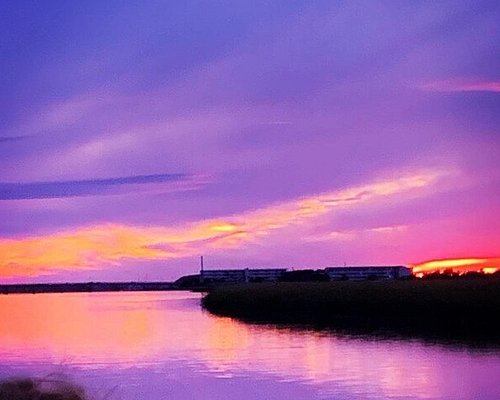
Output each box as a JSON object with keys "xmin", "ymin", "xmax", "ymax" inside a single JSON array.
[{"xmin": 202, "ymin": 279, "xmax": 500, "ymax": 343}]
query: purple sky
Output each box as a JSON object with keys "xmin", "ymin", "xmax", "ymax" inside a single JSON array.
[{"xmin": 1, "ymin": 1, "xmax": 499, "ymax": 282}]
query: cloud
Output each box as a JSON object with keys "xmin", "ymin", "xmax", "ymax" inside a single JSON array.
[
  {"xmin": 0, "ymin": 173, "xmax": 204, "ymax": 200},
  {"xmin": 412, "ymin": 257, "xmax": 500, "ymax": 274},
  {"xmin": 419, "ymin": 79, "xmax": 500, "ymax": 93},
  {"xmin": 305, "ymin": 224, "xmax": 408, "ymax": 243},
  {"xmin": 0, "ymin": 136, "xmax": 29, "ymax": 143},
  {"xmin": 0, "ymin": 168, "xmax": 448, "ymax": 277}
]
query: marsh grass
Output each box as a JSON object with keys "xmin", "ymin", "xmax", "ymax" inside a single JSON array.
[
  {"xmin": 202, "ymin": 280, "xmax": 500, "ymax": 342},
  {"xmin": 0, "ymin": 377, "xmax": 86, "ymax": 400}
]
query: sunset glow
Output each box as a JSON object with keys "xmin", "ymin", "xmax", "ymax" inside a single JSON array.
[
  {"xmin": 1, "ymin": 3, "xmax": 499, "ymax": 400},
  {"xmin": 1, "ymin": 170, "xmax": 445, "ymax": 278},
  {"xmin": 412, "ymin": 258, "xmax": 500, "ymax": 275},
  {"xmin": 1, "ymin": 0, "xmax": 499, "ymax": 283}
]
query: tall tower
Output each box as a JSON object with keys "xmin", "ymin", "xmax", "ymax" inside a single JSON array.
[{"xmin": 200, "ymin": 256, "xmax": 204, "ymax": 284}]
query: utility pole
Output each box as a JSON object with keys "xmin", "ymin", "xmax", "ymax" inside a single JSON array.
[{"xmin": 200, "ymin": 256, "xmax": 204, "ymax": 284}]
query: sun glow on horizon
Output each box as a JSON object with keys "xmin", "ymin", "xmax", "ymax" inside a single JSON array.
[{"xmin": 412, "ymin": 257, "xmax": 500, "ymax": 275}]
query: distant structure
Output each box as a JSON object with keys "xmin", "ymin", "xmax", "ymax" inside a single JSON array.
[
  {"xmin": 200, "ymin": 268, "xmax": 287, "ymax": 284},
  {"xmin": 200, "ymin": 256, "xmax": 204, "ymax": 284},
  {"xmin": 325, "ymin": 266, "xmax": 411, "ymax": 281},
  {"xmin": 192, "ymin": 258, "xmax": 411, "ymax": 286}
]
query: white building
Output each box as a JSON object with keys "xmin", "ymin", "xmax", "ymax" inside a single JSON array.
[
  {"xmin": 325, "ymin": 266, "xmax": 411, "ymax": 281},
  {"xmin": 201, "ymin": 268, "xmax": 286, "ymax": 283}
]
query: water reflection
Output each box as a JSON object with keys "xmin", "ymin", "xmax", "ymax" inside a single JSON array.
[{"xmin": 0, "ymin": 292, "xmax": 499, "ymax": 400}]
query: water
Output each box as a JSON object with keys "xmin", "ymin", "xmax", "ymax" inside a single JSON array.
[{"xmin": 0, "ymin": 291, "xmax": 498, "ymax": 400}]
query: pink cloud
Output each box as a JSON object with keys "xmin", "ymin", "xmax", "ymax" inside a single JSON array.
[{"xmin": 419, "ymin": 79, "xmax": 500, "ymax": 93}]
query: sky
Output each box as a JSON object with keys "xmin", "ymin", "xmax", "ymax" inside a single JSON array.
[{"xmin": 1, "ymin": 0, "xmax": 499, "ymax": 283}]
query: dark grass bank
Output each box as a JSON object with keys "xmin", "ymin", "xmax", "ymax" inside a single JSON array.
[
  {"xmin": 202, "ymin": 280, "xmax": 500, "ymax": 344},
  {"xmin": 0, "ymin": 378, "xmax": 86, "ymax": 400}
]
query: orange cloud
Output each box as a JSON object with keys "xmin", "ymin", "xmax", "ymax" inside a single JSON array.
[
  {"xmin": 0, "ymin": 169, "xmax": 447, "ymax": 278},
  {"xmin": 412, "ymin": 257, "xmax": 500, "ymax": 275}
]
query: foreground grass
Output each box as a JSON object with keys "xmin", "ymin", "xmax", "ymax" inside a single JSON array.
[
  {"xmin": 0, "ymin": 378, "xmax": 86, "ymax": 400},
  {"xmin": 202, "ymin": 280, "xmax": 500, "ymax": 343}
]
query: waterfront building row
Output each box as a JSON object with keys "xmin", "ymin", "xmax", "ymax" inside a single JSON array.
[
  {"xmin": 324, "ymin": 266, "xmax": 411, "ymax": 281},
  {"xmin": 200, "ymin": 266, "xmax": 411, "ymax": 283},
  {"xmin": 200, "ymin": 268, "xmax": 287, "ymax": 283}
]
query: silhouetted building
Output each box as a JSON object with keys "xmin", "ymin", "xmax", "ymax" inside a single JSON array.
[
  {"xmin": 201, "ymin": 268, "xmax": 286, "ymax": 283},
  {"xmin": 325, "ymin": 266, "xmax": 411, "ymax": 281}
]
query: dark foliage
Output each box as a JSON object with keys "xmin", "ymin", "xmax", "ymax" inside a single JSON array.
[
  {"xmin": 0, "ymin": 378, "xmax": 86, "ymax": 400},
  {"xmin": 280, "ymin": 270, "xmax": 329, "ymax": 282},
  {"xmin": 203, "ymin": 280, "xmax": 500, "ymax": 344}
]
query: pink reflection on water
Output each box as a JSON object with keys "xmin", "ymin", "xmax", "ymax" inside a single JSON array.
[{"xmin": 0, "ymin": 292, "xmax": 499, "ymax": 400}]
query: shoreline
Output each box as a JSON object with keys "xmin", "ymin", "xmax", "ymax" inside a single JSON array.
[
  {"xmin": 0, "ymin": 282, "xmax": 180, "ymax": 294},
  {"xmin": 202, "ymin": 280, "xmax": 500, "ymax": 345}
]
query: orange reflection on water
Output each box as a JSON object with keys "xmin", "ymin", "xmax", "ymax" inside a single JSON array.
[
  {"xmin": 0, "ymin": 292, "xmax": 206, "ymax": 364},
  {"xmin": 1, "ymin": 291, "xmax": 497, "ymax": 400}
]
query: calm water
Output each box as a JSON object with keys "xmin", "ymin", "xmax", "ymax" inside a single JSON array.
[{"xmin": 0, "ymin": 291, "xmax": 499, "ymax": 400}]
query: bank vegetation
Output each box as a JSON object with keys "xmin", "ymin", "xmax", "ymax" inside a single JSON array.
[{"xmin": 202, "ymin": 279, "xmax": 500, "ymax": 343}]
